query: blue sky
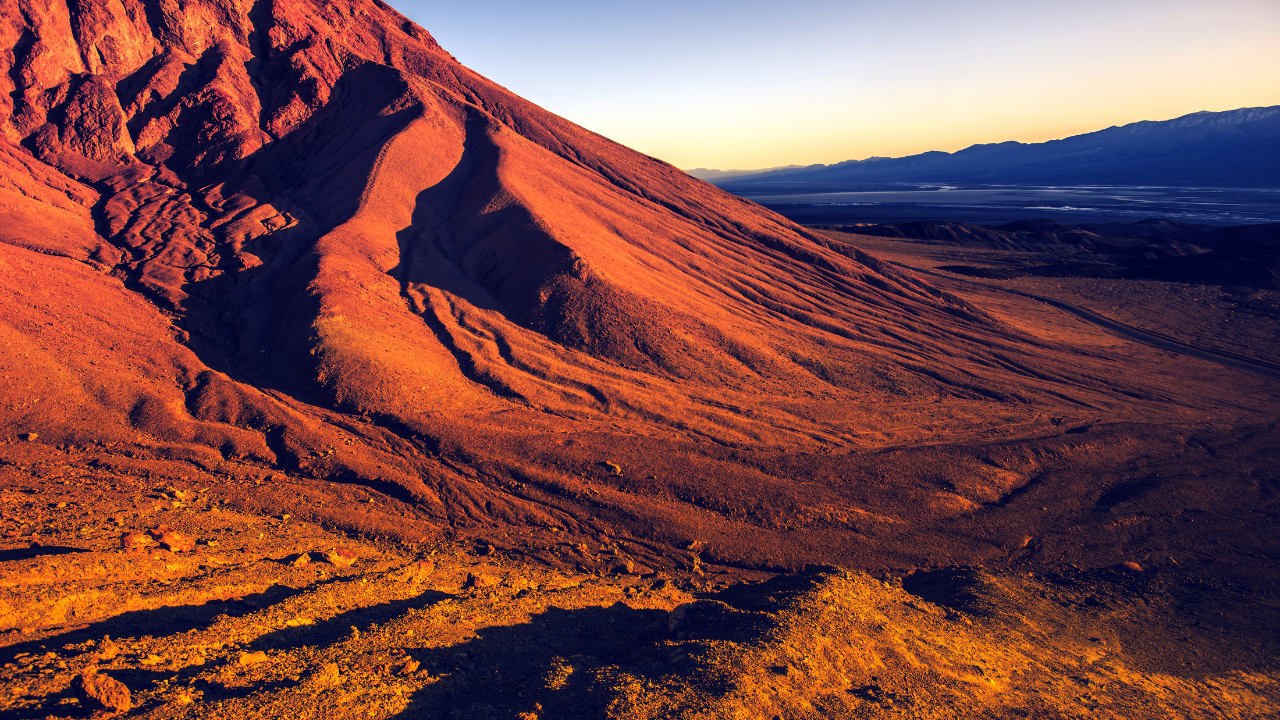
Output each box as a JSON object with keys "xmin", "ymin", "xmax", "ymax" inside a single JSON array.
[{"xmin": 390, "ymin": 0, "xmax": 1280, "ymax": 169}]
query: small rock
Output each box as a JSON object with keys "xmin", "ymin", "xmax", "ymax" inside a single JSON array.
[
  {"xmin": 477, "ymin": 543, "xmax": 496, "ymax": 556},
  {"xmin": 120, "ymin": 532, "xmax": 153, "ymax": 550},
  {"xmin": 325, "ymin": 548, "xmax": 357, "ymax": 567},
  {"xmin": 602, "ymin": 461, "xmax": 622, "ymax": 475},
  {"xmin": 1117, "ymin": 561, "xmax": 1143, "ymax": 572},
  {"xmin": 97, "ymin": 639, "xmax": 120, "ymax": 661},
  {"xmin": 18, "ymin": 432, "xmax": 37, "ymax": 442},
  {"xmin": 284, "ymin": 617, "xmax": 314, "ymax": 627},
  {"xmin": 668, "ymin": 604, "xmax": 689, "ymax": 631},
  {"xmin": 393, "ymin": 559, "xmax": 434, "ymax": 583},
  {"xmin": 398, "ymin": 658, "xmax": 420, "ymax": 675},
  {"xmin": 73, "ymin": 669, "xmax": 130, "ymax": 714},
  {"xmin": 238, "ymin": 651, "xmax": 268, "ymax": 665},
  {"xmin": 613, "ymin": 560, "xmax": 636, "ymax": 575},
  {"xmin": 159, "ymin": 530, "xmax": 195, "ymax": 553},
  {"xmin": 291, "ymin": 552, "xmax": 311, "ymax": 568},
  {"xmin": 139, "ymin": 654, "xmax": 165, "ymax": 666},
  {"xmin": 304, "ymin": 662, "xmax": 343, "ymax": 688},
  {"xmin": 464, "ymin": 572, "xmax": 502, "ymax": 589}
]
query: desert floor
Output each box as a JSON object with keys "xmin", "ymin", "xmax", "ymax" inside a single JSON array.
[{"xmin": 2, "ymin": 233, "xmax": 1277, "ymax": 719}]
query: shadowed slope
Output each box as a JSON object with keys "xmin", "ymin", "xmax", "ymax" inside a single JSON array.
[{"xmin": 1, "ymin": 0, "xmax": 1278, "ymax": 573}]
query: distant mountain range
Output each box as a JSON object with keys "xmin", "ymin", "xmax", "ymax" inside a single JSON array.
[
  {"xmin": 702, "ymin": 106, "xmax": 1280, "ymax": 190},
  {"xmin": 684, "ymin": 165, "xmax": 803, "ymax": 181}
]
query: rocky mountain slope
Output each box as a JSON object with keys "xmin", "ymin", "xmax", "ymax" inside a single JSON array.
[{"xmin": 0, "ymin": 0, "xmax": 1277, "ymax": 597}]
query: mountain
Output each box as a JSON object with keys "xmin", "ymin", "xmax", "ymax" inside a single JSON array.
[
  {"xmin": 1125, "ymin": 222, "xmax": 1280, "ymax": 289},
  {"xmin": 1075, "ymin": 218, "xmax": 1218, "ymax": 243},
  {"xmin": 0, "ymin": 0, "xmax": 1276, "ymax": 576},
  {"xmin": 685, "ymin": 165, "xmax": 803, "ymax": 181},
  {"xmin": 715, "ymin": 107, "xmax": 1280, "ymax": 191}
]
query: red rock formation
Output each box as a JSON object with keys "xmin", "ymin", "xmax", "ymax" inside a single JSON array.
[{"xmin": 1, "ymin": 0, "xmax": 1274, "ymax": 571}]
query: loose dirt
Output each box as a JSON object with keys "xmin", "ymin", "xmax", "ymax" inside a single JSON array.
[{"xmin": 2, "ymin": 468, "xmax": 1277, "ymax": 719}]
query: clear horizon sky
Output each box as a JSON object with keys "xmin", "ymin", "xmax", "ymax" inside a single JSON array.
[{"xmin": 390, "ymin": 0, "xmax": 1280, "ymax": 171}]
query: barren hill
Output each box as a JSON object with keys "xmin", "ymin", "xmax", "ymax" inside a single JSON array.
[{"xmin": 1, "ymin": 0, "xmax": 1278, "ymax": 580}]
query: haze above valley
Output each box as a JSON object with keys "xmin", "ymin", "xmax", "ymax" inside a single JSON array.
[{"xmin": 694, "ymin": 106, "xmax": 1280, "ymax": 227}]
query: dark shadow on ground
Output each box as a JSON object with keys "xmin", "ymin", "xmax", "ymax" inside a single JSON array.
[
  {"xmin": 392, "ymin": 602, "xmax": 672, "ymax": 719},
  {"xmin": 180, "ymin": 586, "xmax": 457, "ymax": 705},
  {"xmin": 0, "ymin": 582, "xmax": 459, "ymax": 718},
  {"xmin": 0, "ymin": 584, "xmax": 307, "ymax": 719},
  {"xmin": 243, "ymin": 587, "xmax": 457, "ymax": 657},
  {"xmin": 0, "ymin": 668, "xmax": 178, "ymax": 720},
  {"xmin": 0, "ymin": 545, "xmax": 89, "ymax": 562},
  {"xmin": 390, "ymin": 571, "xmax": 832, "ymax": 719},
  {"xmin": 0, "ymin": 583, "xmax": 306, "ymax": 665}
]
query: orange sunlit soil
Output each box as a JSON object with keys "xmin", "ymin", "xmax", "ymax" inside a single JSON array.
[{"xmin": 0, "ymin": 1, "xmax": 1277, "ymax": 717}]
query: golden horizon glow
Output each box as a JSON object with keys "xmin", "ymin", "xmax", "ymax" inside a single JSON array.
[{"xmin": 397, "ymin": 0, "xmax": 1280, "ymax": 170}]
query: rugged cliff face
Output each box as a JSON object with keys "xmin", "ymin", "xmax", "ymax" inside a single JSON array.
[{"xmin": 1, "ymin": 0, "xmax": 1276, "ymax": 573}]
